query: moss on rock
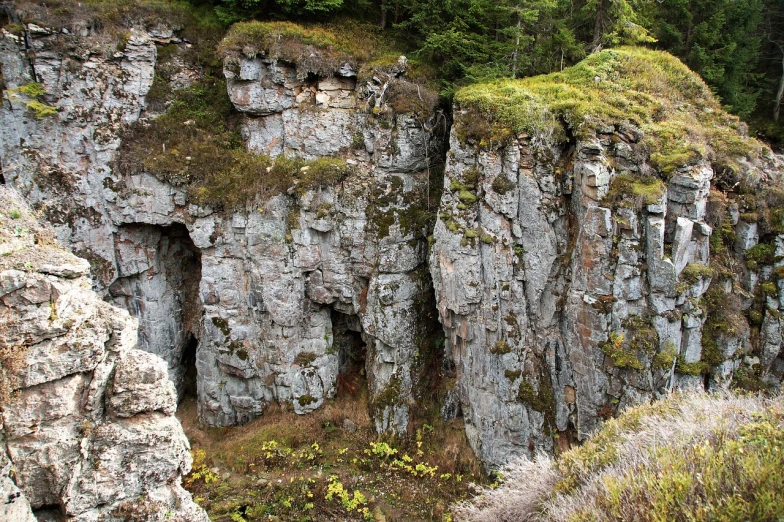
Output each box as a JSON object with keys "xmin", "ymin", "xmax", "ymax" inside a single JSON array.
[{"xmin": 454, "ymin": 47, "xmax": 766, "ymax": 174}]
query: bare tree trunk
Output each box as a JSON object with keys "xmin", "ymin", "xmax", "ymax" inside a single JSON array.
[
  {"xmin": 511, "ymin": 17, "xmax": 522, "ymax": 77},
  {"xmin": 380, "ymin": 0, "xmax": 387, "ymax": 29},
  {"xmin": 768, "ymin": 37, "xmax": 784, "ymax": 121},
  {"xmin": 592, "ymin": 0, "xmax": 606, "ymax": 52}
]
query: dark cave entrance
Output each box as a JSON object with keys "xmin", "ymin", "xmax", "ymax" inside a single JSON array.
[
  {"xmin": 109, "ymin": 222, "xmax": 202, "ymax": 401},
  {"xmin": 181, "ymin": 333, "xmax": 199, "ymax": 399},
  {"xmin": 330, "ymin": 309, "xmax": 367, "ymax": 398}
]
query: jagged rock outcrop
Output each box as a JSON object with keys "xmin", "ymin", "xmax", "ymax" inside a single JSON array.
[
  {"xmin": 429, "ymin": 48, "xmax": 784, "ymax": 466},
  {"xmin": 0, "ymin": 16, "xmax": 445, "ymax": 434},
  {"xmin": 0, "ymin": 186, "xmax": 207, "ymax": 521}
]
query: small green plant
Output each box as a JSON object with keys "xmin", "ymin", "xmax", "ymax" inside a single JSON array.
[
  {"xmin": 458, "ymin": 189, "xmax": 478, "ymax": 204},
  {"xmin": 601, "ymin": 332, "xmax": 644, "ymax": 370},
  {"xmin": 4, "ymin": 82, "xmax": 57, "ymax": 119},
  {"xmin": 9, "ymin": 210, "xmax": 21, "ymax": 219},
  {"xmin": 480, "ymin": 233, "xmax": 495, "ymax": 244},
  {"xmin": 679, "ymin": 263, "xmax": 715, "ymax": 285},
  {"xmin": 490, "ymin": 340, "xmax": 512, "ymax": 354},
  {"xmin": 367, "ymin": 441, "xmax": 398, "ymax": 459},
  {"xmin": 186, "ymin": 450, "xmax": 219, "ymax": 486},
  {"xmin": 491, "ymin": 175, "xmax": 516, "ymax": 195},
  {"xmin": 325, "ymin": 475, "xmax": 371, "ymax": 519}
]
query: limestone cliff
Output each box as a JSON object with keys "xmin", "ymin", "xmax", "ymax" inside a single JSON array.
[
  {"xmin": 430, "ymin": 47, "xmax": 784, "ymax": 466},
  {"xmin": 0, "ymin": 186, "xmax": 207, "ymax": 521},
  {"xmin": 0, "ymin": 14, "xmax": 446, "ymax": 435},
  {"xmin": 1, "ymin": 4, "xmax": 783, "ymax": 476}
]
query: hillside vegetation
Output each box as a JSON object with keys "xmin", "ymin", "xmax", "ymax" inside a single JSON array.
[
  {"xmin": 455, "ymin": 392, "xmax": 784, "ymax": 522},
  {"xmin": 178, "ymin": 394, "xmax": 485, "ymax": 521}
]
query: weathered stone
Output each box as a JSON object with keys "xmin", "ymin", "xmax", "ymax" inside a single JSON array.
[
  {"xmin": 108, "ymin": 349, "xmax": 179, "ymax": 417},
  {"xmin": 760, "ymin": 313, "xmax": 782, "ymax": 371},
  {"xmin": 0, "ymin": 187, "xmax": 206, "ymax": 521},
  {"xmin": 734, "ymin": 220, "xmax": 759, "ymax": 253}
]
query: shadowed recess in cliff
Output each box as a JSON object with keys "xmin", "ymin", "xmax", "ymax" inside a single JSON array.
[
  {"xmin": 108, "ymin": 222, "xmax": 202, "ymax": 398},
  {"xmin": 331, "ymin": 309, "xmax": 366, "ymax": 398}
]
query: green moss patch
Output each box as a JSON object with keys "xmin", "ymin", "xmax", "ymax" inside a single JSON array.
[
  {"xmin": 455, "ymin": 47, "xmax": 766, "ymax": 173},
  {"xmin": 600, "ymin": 320, "xmax": 658, "ymax": 372},
  {"xmin": 603, "ymin": 173, "xmax": 666, "ymax": 209},
  {"xmin": 3, "ymin": 82, "xmax": 57, "ymax": 119},
  {"xmin": 680, "ymin": 263, "xmax": 715, "ymax": 285},
  {"xmin": 745, "ymin": 242, "xmax": 776, "ymax": 267}
]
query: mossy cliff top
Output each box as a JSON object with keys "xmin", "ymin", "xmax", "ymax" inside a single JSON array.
[
  {"xmin": 219, "ymin": 20, "xmax": 436, "ymax": 85},
  {"xmin": 9, "ymin": 0, "xmax": 191, "ymax": 34},
  {"xmin": 455, "ymin": 47, "xmax": 769, "ymax": 176}
]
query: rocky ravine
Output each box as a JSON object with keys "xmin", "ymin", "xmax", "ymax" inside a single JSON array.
[
  {"xmin": 0, "ymin": 186, "xmax": 207, "ymax": 521},
  {"xmin": 1, "ymin": 13, "xmax": 783, "ymax": 475}
]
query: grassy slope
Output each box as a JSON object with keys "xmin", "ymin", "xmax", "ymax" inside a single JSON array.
[{"xmin": 454, "ymin": 392, "xmax": 784, "ymax": 522}]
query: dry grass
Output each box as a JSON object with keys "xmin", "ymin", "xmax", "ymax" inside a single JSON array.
[
  {"xmin": 11, "ymin": 0, "xmax": 188, "ymax": 33},
  {"xmin": 454, "ymin": 392, "xmax": 784, "ymax": 522},
  {"xmin": 220, "ymin": 20, "xmax": 399, "ymax": 77}
]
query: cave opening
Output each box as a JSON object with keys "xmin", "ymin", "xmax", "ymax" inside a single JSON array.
[
  {"xmin": 109, "ymin": 222, "xmax": 202, "ymax": 401},
  {"xmin": 330, "ymin": 309, "xmax": 366, "ymax": 398}
]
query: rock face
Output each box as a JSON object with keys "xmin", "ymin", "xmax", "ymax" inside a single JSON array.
[
  {"xmin": 429, "ymin": 116, "xmax": 784, "ymax": 466},
  {"xmin": 0, "ymin": 20, "xmax": 445, "ymax": 434},
  {"xmin": 0, "ymin": 187, "xmax": 207, "ymax": 521}
]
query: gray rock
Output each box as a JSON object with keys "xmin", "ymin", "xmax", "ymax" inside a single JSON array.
[
  {"xmin": 0, "ymin": 186, "xmax": 206, "ymax": 521},
  {"xmin": 108, "ymin": 349, "xmax": 179, "ymax": 417}
]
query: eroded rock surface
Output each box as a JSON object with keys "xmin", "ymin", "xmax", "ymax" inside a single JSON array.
[
  {"xmin": 429, "ymin": 115, "xmax": 784, "ymax": 466},
  {"xmin": 3, "ymin": 12, "xmax": 783, "ymax": 475},
  {"xmin": 0, "ymin": 20, "xmax": 445, "ymax": 434},
  {"xmin": 0, "ymin": 187, "xmax": 207, "ymax": 521}
]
